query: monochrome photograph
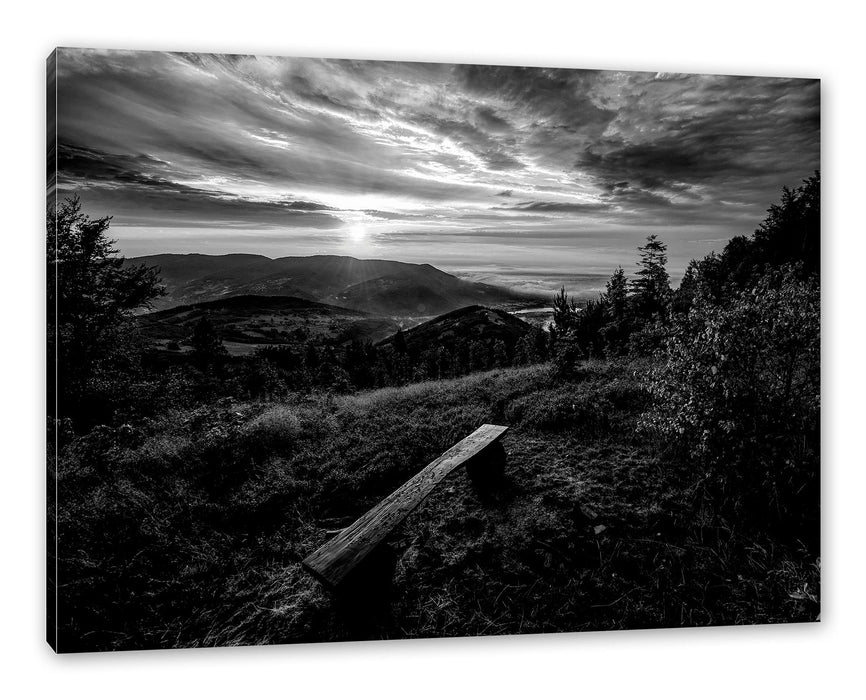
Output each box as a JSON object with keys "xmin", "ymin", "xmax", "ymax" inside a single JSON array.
[{"xmin": 47, "ymin": 48, "xmax": 820, "ymax": 652}]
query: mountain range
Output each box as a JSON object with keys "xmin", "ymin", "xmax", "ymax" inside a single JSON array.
[{"xmin": 128, "ymin": 253, "xmax": 539, "ymax": 316}]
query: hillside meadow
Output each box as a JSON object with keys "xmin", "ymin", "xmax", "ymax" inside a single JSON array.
[{"xmin": 51, "ymin": 361, "xmax": 818, "ymax": 652}]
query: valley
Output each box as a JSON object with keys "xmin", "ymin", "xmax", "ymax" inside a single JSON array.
[{"xmin": 133, "ymin": 254, "xmax": 548, "ymax": 357}]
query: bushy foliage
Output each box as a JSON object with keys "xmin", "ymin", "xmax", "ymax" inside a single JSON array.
[
  {"xmin": 753, "ymin": 172, "xmax": 820, "ymax": 277},
  {"xmin": 53, "ymin": 359, "xmax": 818, "ymax": 651},
  {"xmin": 551, "ymin": 330, "xmax": 584, "ymax": 377},
  {"xmin": 640, "ymin": 268, "xmax": 819, "ymax": 526},
  {"xmin": 48, "ymin": 196, "xmax": 164, "ymax": 429},
  {"xmin": 677, "ymin": 173, "xmax": 820, "ymax": 307},
  {"xmin": 189, "ymin": 315, "xmax": 228, "ymax": 368}
]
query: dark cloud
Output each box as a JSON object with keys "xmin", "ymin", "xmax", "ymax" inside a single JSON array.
[
  {"xmin": 474, "ymin": 105, "xmax": 513, "ymax": 133},
  {"xmin": 495, "ymin": 200, "xmax": 610, "ymax": 214},
  {"xmin": 574, "ymin": 74, "xmax": 820, "ymax": 213},
  {"xmin": 57, "ymin": 143, "xmax": 343, "ymax": 228},
  {"xmin": 456, "ymin": 64, "xmax": 614, "ymax": 131}
]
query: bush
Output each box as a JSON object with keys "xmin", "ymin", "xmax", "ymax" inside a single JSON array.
[
  {"xmin": 640, "ymin": 268, "xmax": 819, "ymax": 527},
  {"xmin": 551, "ymin": 331, "xmax": 584, "ymax": 376},
  {"xmin": 243, "ymin": 406, "xmax": 302, "ymax": 447}
]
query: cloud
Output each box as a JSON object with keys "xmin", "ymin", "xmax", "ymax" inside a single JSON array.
[
  {"xmin": 575, "ymin": 73, "xmax": 820, "ymax": 212},
  {"xmin": 53, "ymin": 49, "xmax": 820, "ymax": 280},
  {"xmin": 494, "ymin": 200, "xmax": 610, "ymax": 213},
  {"xmin": 56, "ymin": 143, "xmax": 344, "ymax": 228}
]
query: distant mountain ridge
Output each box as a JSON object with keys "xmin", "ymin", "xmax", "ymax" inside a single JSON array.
[{"xmin": 127, "ymin": 253, "xmax": 539, "ymax": 315}]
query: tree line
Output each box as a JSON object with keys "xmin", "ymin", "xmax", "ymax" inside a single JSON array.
[
  {"xmin": 549, "ymin": 173, "xmax": 820, "ymax": 530},
  {"xmin": 180, "ymin": 312, "xmax": 553, "ymax": 399},
  {"xmin": 552, "ymin": 173, "xmax": 819, "ymax": 365}
]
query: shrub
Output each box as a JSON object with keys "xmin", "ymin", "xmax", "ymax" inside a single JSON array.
[
  {"xmin": 551, "ymin": 331, "xmax": 584, "ymax": 377},
  {"xmin": 243, "ymin": 406, "xmax": 302, "ymax": 447},
  {"xmin": 640, "ymin": 268, "xmax": 819, "ymax": 527}
]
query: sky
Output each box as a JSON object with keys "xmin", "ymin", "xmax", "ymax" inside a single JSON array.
[{"xmin": 52, "ymin": 49, "xmax": 820, "ymax": 294}]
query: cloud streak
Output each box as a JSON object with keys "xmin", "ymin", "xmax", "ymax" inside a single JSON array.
[{"xmin": 53, "ymin": 50, "xmax": 819, "ymax": 278}]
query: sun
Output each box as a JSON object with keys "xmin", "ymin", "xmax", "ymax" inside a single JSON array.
[{"xmin": 347, "ymin": 224, "xmax": 367, "ymax": 243}]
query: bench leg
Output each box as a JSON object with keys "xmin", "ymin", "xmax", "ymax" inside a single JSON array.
[
  {"xmin": 466, "ymin": 440, "xmax": 506, "ymax": 491},
  {"xmin": 334, "ymin": 542, "xmax": 398, "ymax": 596},
  {"xmin": 332, "ymin": 543, "xmax": 397, "ymax": 639}
]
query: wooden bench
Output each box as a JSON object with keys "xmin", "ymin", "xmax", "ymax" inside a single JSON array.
[{"xmin": 302, "ymin": 424, "xmax": 509, "ymax": 590}]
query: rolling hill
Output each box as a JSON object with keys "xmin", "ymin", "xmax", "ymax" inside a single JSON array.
[
  {"xmin": 378, "ymin": 305, "xmax": 532, "ymax": 355},
  {"xmin": 136, "ymin": 294, "xmax": 399, "ymax": 356},
  {"xmin": 127, "ymin": 253, "xmax": 540, "ymax": 315}
]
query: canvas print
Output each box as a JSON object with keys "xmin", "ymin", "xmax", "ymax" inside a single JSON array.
[{"xmin": 47, "ymin": 49, "xmax": 820, "ymax": 652}]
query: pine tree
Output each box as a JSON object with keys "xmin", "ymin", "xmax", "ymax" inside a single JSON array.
[
  {"xmin": 606, "ymin": 266, "xmax": 628, "ymax": 319},
  {"xmin": 631, "ymin": 234, "xmax": 671, "ymax": 322},
  {"xmin": 573, "ymin": 297, "xmax": 607, "ymax": 358},
  {"xmin": 552, "ymin": 286, "xmax": 578, "ymax": 333},
  {"xmin": 602, "ymin": 266, "xmax": 632, "ymax": 354}
]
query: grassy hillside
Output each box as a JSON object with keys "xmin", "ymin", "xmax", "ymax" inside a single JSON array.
[
  {"xmin": 51, "ymin": 360, "xmax": 818, "ymax": 651},
  {"xmin": 136, "ymin": 294, "xmax": 399, "ymax": 356},
  {"xmin": 378, "ymin": 305, "xmax": 532, "ymax": 354}
]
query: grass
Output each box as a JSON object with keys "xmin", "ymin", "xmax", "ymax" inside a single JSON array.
[{"xmin": 51, "ymin": 360, "xmax": 819, "ymax": 651}]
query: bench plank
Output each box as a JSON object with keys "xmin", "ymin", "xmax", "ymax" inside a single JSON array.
[{"xmin": 302, "ymin": 424, "xmax": 509, "ymax": 589}]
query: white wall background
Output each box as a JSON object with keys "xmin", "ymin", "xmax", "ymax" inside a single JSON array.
[{"xmin": 2, "ymin": 1, "xmax": 863, "ymax": 697}]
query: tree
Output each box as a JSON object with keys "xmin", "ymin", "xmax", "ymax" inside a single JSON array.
[
  {"xmin": 393, "ymin": 328, "xmax": 408, "ymax": 356},
  {"xmin": 631, "ymin": 234, "xmax": 670, "ymax": 322},
  {"xmin": 492, "ymin": 339, "xmax": 509, "ymax": 368},
  {"xmin": 236, "ymin": 357, "xmax": 280, "ymax": 399},
  {"xmin": 573, "ymin": 297, "xmax": 607, "ymax": 358},
  {"xmin": 601, "ymin": 266, "xmax": 631, "ymax": 354},
  {"xmin": 48, "ymin": 195, "xmax": 164, "ymax": 427},
  {"xmin": 468, "ymin": 339, "xmax": 487, "ymax": 372},
  {"xmin": 753, "ymin": 172, "xmax": 820, "ymax": 278},
  {"xmin": 531, "ymin": 325, "xmax": 549, "ymax": 361},
  {"xmin": 552, "ymin": 286, "xmax": 578, "ymax": 333},
  {"xmin": 343, "ymin": 339, "xmax": 374, "ymax": 389},
  {"xmin": 513, "ymin": 333, "xmax": 536, "ymax": 366},
  {"xmin": 190, "ymin": 315, "xmax": 228, "ymax": 368},
  {"xmin": 434, "ymin": 345, "xmax": 450, "ymax": 378},
  {"xmin": 419, "ymin": 347, "xmax": 438, "ymax": 379},
  {"xmin": 548, "ymin": 325, "xmax": 558, "ymax": 356}
]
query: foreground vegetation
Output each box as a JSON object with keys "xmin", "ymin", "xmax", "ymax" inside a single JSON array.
[
  {"xmin": 51, "ymin": 362, "xmax": 818, "ymax": 651},
  {"xmin": 48, "ymin": 175, "xmax": 820, "ymax": 651}
]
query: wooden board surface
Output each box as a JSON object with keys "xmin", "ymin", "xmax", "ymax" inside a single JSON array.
[{"xmin": 302, "ymin": 424, "xmax": 509, "ymax": 589}]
